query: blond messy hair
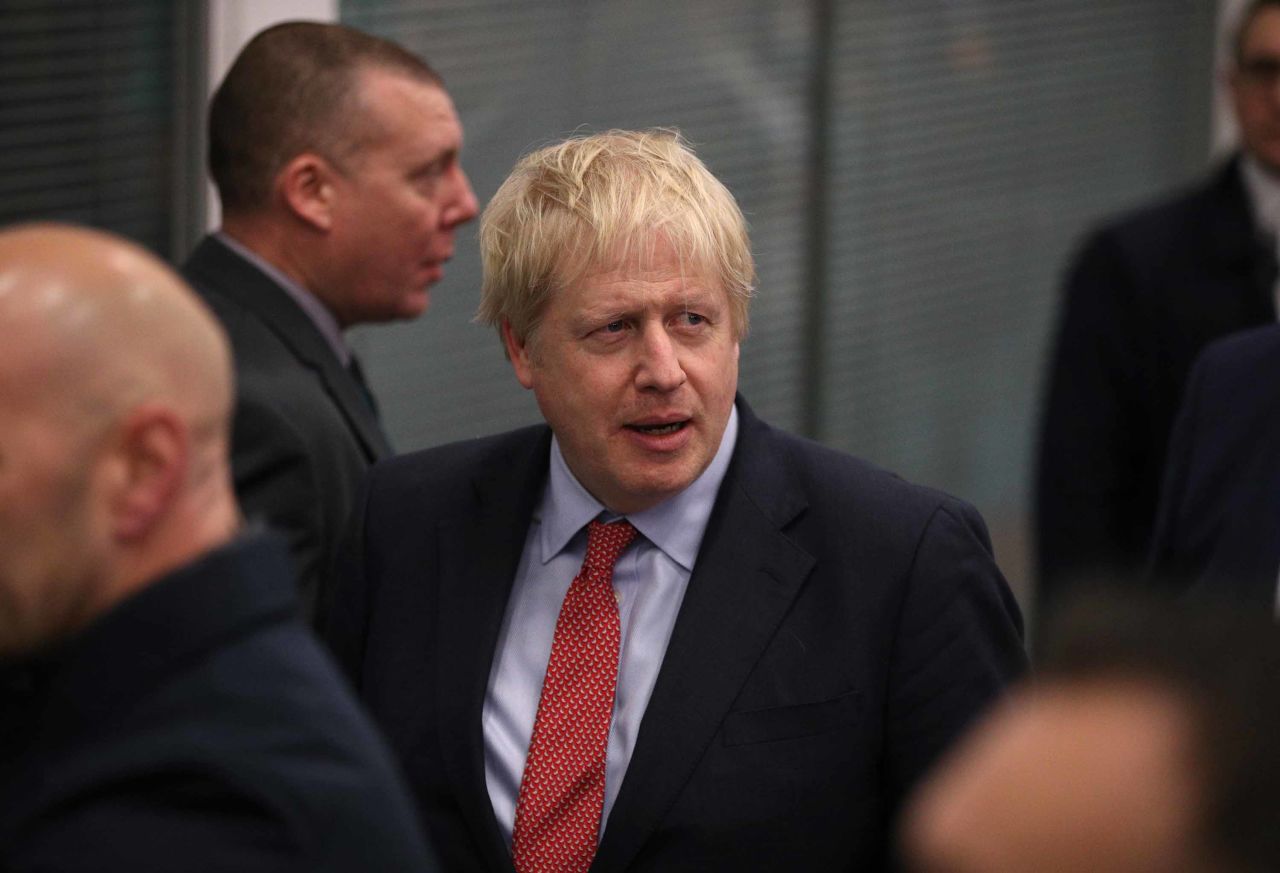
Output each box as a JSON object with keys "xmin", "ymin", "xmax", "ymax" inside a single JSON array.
[{"xmin": 477, "ymin": 128, "xmax": 755, "ymax": 344}]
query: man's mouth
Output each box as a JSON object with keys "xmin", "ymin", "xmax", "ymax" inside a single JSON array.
[{"xmin": 628, "ymin": 421, "xmax": 688, "ymax": 435}]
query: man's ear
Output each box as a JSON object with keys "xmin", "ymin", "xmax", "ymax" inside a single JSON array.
[
  {"xmin": 105, "ymin": 405, "xmax": 187, "ymax": 543},
  {"xmin": 502, "ymin": 319, "xmax": 535, "ymax": 389},
  {"xmin": 277, "ymin": 153, "xmax": 338, "ymax": 232}
]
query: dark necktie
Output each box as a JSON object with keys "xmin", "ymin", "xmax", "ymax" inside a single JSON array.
[
  {"xmin": 346, "ymin": 353, "xmax": 380, "ymax": 421},
  {"xmin": 511, "ymin": 519, "xmax": 638, "ymax": 873}
]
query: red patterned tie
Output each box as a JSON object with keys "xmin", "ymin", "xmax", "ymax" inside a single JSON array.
[{"xmin": 511, "ymin": 519, "xmax": 639, "ymax": 873}]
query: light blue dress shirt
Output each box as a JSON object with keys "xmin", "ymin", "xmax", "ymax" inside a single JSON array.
[{"xmin": 482, "ymin": 405, "xmax": 740, "ymax": 844}]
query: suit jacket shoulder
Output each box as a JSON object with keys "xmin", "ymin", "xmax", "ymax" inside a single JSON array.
[
  {"xmin": 1035, "ymin": 158, "xmax": 1275, "ymax": 606},
  {"xmin": 362, "ymin": 424, "xmax": 551, "ymax": 521},
  {"xmin": 0, "ymin": 535, "xmax": 438, "ymax": 873},
  {"xmin": 1149, "ymin": 324, "xmax": 1280, "ymax": 603}
]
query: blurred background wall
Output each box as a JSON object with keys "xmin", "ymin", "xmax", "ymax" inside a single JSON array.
[{"xmin": 0, "ymin": 0, "xmax": 1229, "ymax": 618}]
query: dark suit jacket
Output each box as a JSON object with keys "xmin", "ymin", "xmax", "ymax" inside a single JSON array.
[
  {"xmin": 182, "ymin": 236, "xmax": 391, "ymax": 620},
  {"xmin": 1035, "ymin": 157, "xmax": 1276, "ymax": 611},
  {"xmin": 0, "ymin": 534, "xmax": 437, "ymax": 873},
  {"xmin": 1148, "ymin": 324, "xmax": 1280, "ymax": 607},
  {"xmin": 327, "ymin": 399, "xmax": 1027, "ymax": 872}
]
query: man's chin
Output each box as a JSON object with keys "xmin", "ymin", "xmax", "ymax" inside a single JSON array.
[{"xmin": 394, "ymin": 287, "xmax": 432, "ymax": 321}]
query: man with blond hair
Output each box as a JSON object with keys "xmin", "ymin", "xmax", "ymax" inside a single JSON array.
[
  {"xmin": 328, "ymin": 130, "xmax": 1026, "ymax": 871},
  {"xmin": 186, "ymin": 21, "xmax": 478, "ymax": 620},
  {"xmin": 0, "ymin": 224, "xmax": 438, "ymax": 871}
]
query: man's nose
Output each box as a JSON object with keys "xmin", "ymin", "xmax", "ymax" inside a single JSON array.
[
  {"xmin": 635, "ymin": 325, "xmax": 687, "ymax": 392},
  {"xmin": 446, "ymin": 165, "xmax": 479, "ymax": 226}
]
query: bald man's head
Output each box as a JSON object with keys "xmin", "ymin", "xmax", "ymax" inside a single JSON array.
[
  {"xmin": 0, "ymin": 223, "xmax": 240, "ymax": 656},
  {"xmin": 903, "ymin": 681, "xmax": 1210, "ymax": 873},
  {"xmin": 903, "ymin": 597, "xmax": 1280, "ymax": 873}
]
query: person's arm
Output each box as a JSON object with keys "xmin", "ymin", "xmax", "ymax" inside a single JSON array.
[{"xmin": 882, "ymin": 498, "xmax": 1028, "ymax": 815}]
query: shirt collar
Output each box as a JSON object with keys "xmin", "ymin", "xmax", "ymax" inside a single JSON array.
[
  {"xmin": 1241, "ymin": 155, "xmax": 1280, "ymax": 241},
  {"xmin": 536, "ymin": 404, "xmax": 740, "ymax": 572},
  {"xmin": 214, "ymin": 230, "xmax": 351, "ymax": 366}
]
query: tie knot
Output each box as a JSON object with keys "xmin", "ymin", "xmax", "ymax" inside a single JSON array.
[{"xmin": 582, "ymin": 519, "xmax": 638, "ymax": 576}]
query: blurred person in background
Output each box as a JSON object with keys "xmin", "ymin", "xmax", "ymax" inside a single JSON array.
[
  {"xmin": 903, "ymin": 594, "xmax": 1280, "ymax": 873},
  {"xmin": 184, "ymin": 21, "xmax": 478, "ymax": 621},
  {"xmin": 1035, "ymin": 0, "xmax": 1280, "ymax": 615},
  {"xmin": 0, "ymin": 223, "xmax": 439, "ymax": 873},
  {"xmin": 1149, "ymin": 322, "xmax": 1280, "ymax": 609}
]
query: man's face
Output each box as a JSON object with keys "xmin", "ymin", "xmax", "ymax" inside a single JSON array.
[
  {"xmin": 324, "ymin": 70, "xmax": 478, "ymax": 326},
  {"xmin": 505, "ymin": 237, "xmax": 740, "ymax": 515},
  {"xmin": 0, "ymin": 351, "xmax": 105, "ymax": 656},
  {"xmin": 1232, "ymin": 6, "xmax": 1280, "ymax": 175},
  {"xmin": 902, "ymin": 681, "xmax": 1211, "ymax": 873}
]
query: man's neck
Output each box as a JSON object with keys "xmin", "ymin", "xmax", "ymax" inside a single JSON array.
[
  {"xmin": 214, "ymin": 223, "xmax": 352, "ymax": 363},
  {"xmin": 217, "ymin": 216, "xmax": 312, "ymax": 291}
]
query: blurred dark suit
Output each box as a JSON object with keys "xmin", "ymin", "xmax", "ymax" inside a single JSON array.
[
  {"xmin": 183, "ymin": 236, "xmax": 392, "ymax": 620},
  {"xmin": 0, "ymin": 533, "xmax": 437, "ymax": 873},
  {"xmin": 1036, "ymin": 157, "xmax": 1276, "ymax": 611},
  {"xmin": 1148, "ymin": 324, "xmax": 1280, "ymax": 608}
]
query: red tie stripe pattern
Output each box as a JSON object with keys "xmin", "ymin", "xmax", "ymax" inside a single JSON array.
[{"xmin": 511, "ymin": 519, "xmax": 638, "ymax": 873}]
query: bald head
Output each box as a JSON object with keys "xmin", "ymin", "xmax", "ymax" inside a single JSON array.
[
  {"xmin": 903, "ymin": 594, "xmax": 1280, "ymax": 873},
  {"xmin": 903, "ymin": 681, "xmax": 1209, "ymax": 873},
  {"xmin": 0, "ymin": 223, "xmax": 240, "ymax": 655},
  {"xmin": 0, "ymin": 224, "xmax": 233, "ymax": 433}
]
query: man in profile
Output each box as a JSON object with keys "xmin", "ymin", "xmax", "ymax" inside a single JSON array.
[
  {"xmin": 329, "ymin": 129, "xmax": 1026, "ymax": 871},
  {"xmin": 1035, "ymin": 0, "xmax": 1280, "ymax": 611},
  {"xmin": 904, "ymin": 597, "xmax": 1280, "ymax": 873},
  {"xmin": 0, "ymin": 223, "xmax": 438, "ymax": 872},
  {"xmin": 185, "ymin": 21, "xmax": 478, "ymax": 618}
]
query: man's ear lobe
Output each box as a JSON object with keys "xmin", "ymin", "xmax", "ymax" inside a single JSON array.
[
  {"xmin": 502, "ymin": 320, "xmax": 535, "ymax": 389},
  {"xmin": 107, "ymin": 406, "xmax": 187, "ymax": 542},
  {"xmin": 278, "ymin": 153, "xmax": 337, "ymax": 232}
]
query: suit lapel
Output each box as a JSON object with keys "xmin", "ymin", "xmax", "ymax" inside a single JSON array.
[
  {"xmin": 435, "ymin": 428, "xmax": 552, "ymax": 873},
  {"xmin": 183, "ymin": 236, "xmax": 392, "ymax": 460},
  {"xmin": 593, "ymin": 403, "xmax": 814, "ymax": 873}
]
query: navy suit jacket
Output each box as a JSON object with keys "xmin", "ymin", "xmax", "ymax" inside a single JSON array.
[
  {"xmin": 182, "ymin": 236, "xmax": 392, "ymax": 620},
  {"xmin": 1148, "ymin": 324, "xmax": 1280, "ymax": 607},
  {"xmin": 1036, "ymin": 157, "xmax": 1276, "ymax": 609},
  {"xmin": 327, "ymin": 399, "xmax": 1027, "ymax": 872},
  {"xmin": 0, "ymin": 534, "xmax": 437, "ymax": 873}
]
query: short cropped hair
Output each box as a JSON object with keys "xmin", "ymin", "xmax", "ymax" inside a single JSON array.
[
  {"xmin": 1235, "ymin": 0, "xmax": 1280, "ymax": 63},
  {"xmin": 477, "ymin": 129, "xmax": 755, "ymax": 344},
  {"xmin": 1043, "ymin": 596, "xmax": 1280, "ymax": 873},
  {"xmin": 209, "ymin": 21, "xmax": 442, "ymax": 214}
]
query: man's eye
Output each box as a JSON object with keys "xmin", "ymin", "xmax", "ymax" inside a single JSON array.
[
  {"xmin": 680, "ymin": 312, "xmax": 705, "ymax": 326},
  {"xmin": 604, "ymin": 320, "xmax": 626, "ymax": 333}
]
